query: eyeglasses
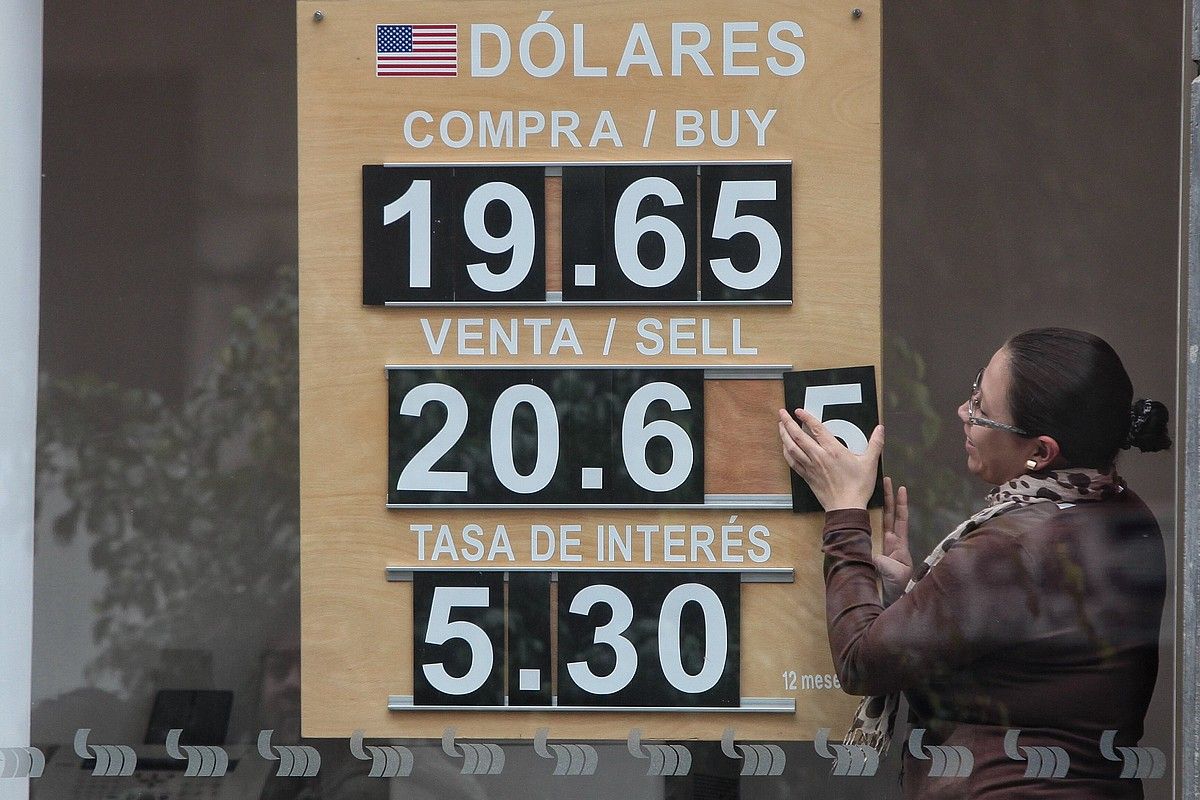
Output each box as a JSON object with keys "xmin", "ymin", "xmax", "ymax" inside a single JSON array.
[{"xmin": 968, "ymin": 368, "xmax": 1032, "ymax": 436}]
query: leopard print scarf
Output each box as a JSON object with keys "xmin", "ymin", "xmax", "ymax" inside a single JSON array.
[{"xmin": 843, "ymin": 467, "xmax": 1124, "ymax": 756}]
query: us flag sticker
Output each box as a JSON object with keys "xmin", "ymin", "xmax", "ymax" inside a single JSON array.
[{"xmin": 376, "ymin": 24, "xmax": 458, "ymax": 77}]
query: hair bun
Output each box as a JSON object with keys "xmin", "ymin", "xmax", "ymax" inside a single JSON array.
[{"xmin": 1123, "ymin": 398, "xmax": 1172, "ymax": 452}]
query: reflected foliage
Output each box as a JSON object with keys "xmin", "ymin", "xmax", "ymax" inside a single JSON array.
[
  {"xmin": 882, "ymin": 335, "xmax": 977, "ymax": 554},
  {"xmin": 36, "ymin": 265, "xmax": 299, "ymax": 696}
]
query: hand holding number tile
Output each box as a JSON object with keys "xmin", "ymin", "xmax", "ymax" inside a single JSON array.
[
  {"xmin": 777, "ymin": 407, "xmax": 884, "ymax": 511},
  {"xmin": 874, "ymin": 477, "xmax": 912, "ymax": 606}
]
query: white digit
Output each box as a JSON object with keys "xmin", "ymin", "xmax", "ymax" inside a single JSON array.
[
  {"xmin": 622, "ymin": 382, "xmax": 694, "ymax": 492},
  {"xmin": 464, "ymin": 182, "xmax": 535, "ymax": 292},
  {"xmin": 803, "ymin": 384, "xmax": 869, "ymax": 453},
  {"xmin": 614, "ymin": 177, "xmax": 686, "ymax": 288},
  {"xmin": 566, "ymin": 585, "xmax": 637, "ymax": 695},
  {"xmin": 422, "ymin": 586, "xmax": 493, "ymax": 696},
  {"xmin": 382, "ymin": 179, "xmax": 432, "ymax": 288},
  {"xmin": 708, "ymin": 180, "xmax": 781, "ymax": 290},
  {"xmin": 395, "ymin": 383, "xmax": 469, "ymax": 492},
  {"xmin": 490, "ymin": 384, "xmax": 559, "ymax": 494},
  {"xmin": 659, "ymin": 583, "xmax": 728, "ymax": 694}
]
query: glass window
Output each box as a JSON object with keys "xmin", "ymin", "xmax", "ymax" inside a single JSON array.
[{"xmin": 32, "ymin": 2, "xmax": 1185, "ymax": 798}]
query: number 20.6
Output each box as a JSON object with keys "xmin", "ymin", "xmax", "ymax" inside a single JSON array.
[
  {"xmin": 362, "ymin": 163, "xmax": 792, "ymax": 304},
  {"xmin": 388, "ymin": 369, "xmax": 703, "ymax": 506}
]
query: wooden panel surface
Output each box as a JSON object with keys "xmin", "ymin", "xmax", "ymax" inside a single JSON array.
[
  {"xmin": 705, "ymin": 380, "xmax": 792, "ymax": 495},
  {"xmin": 299, "ymin": 0, "xmax": 880, "ymax": 740}
]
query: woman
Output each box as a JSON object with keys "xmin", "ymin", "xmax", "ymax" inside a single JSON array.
[{"xmin": 778, "ymin": 328, "xmax": 1170, "ymax": 799}]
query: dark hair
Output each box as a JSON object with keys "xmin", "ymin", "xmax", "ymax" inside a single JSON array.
[{"xmin": 1004, "ymin": 328, "xmax": 1171, "ymax": 469}]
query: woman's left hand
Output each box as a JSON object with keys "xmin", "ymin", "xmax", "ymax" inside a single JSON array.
[{"xmin": 778, "ymin": 407, "xmax": 884, "ymax": 510}]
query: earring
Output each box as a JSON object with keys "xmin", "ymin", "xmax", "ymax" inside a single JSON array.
[{"xmin": 1025, "ymin": 459, "xmax": 1038, "ymax": 470}]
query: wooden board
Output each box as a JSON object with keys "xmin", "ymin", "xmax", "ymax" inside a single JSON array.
[{"xmin": 298, "ymin": 0, "xmax": 880, "ymax": 740}]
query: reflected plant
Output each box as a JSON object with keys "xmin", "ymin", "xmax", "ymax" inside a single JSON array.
[
  {"xmin": 35, "ymin": 265, "xmax": 299, "ymax": 697},
  {"xmin": 882, "ymin": 334, "xmax": 977, "ymax": 555}
]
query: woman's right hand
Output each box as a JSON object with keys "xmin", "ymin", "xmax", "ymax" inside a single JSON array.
[{"xmin": 874, "ymin": 477, "xmax": 912, "ymax": 606}]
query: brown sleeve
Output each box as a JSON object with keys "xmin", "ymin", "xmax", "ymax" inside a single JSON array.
[{"xmin": 822, "ymin": 508, "xmax": 1038, "ymax": 696}]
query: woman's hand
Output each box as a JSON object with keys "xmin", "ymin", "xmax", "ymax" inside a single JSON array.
[
  {"xmin": 778, "ymin": 407, "xmax": 884, "ymax": 510},
  {"xmin": 874, "ymin": 476, "xmax": 912, "ymax": 606}
]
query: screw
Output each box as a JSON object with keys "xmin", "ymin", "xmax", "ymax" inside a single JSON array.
[
  {"xmin": 313, "ymin": 10, "xmax": 325, "ymax": 22},
  {"xmin": 851, "ymin": 8, "xmax": 863, "ymax": 18}
]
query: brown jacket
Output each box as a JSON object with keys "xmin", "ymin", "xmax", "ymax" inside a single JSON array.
[{"xmin": 822, "ymin": 490, "xmax": 1165, "ymax": 798}]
